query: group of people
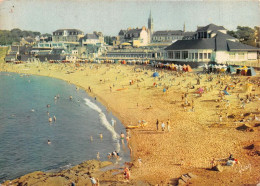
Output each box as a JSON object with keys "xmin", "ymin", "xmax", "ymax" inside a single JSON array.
[
  {"xmin": 107, "ymin": 151, "xmax": 120, "ymax": 159},
  {"xmin": 156, "ymin": 119, "xmax": 171, "ymax": 132}
]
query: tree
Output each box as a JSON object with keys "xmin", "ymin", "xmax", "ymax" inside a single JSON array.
[
  {"xmin": 236, "ymin": 26, "xmax": 255, "ymax": 46},
  {"xmin": 227, "ymin": 30, "xmax": 238, "ymax": 38}
]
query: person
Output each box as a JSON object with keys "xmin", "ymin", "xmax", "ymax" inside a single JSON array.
[
  {"xmin": 47, "ymin": 104, "xmax": 50, "ymax": 108},
  {"xmin": 124, "ymin": 167, "xmax": 130, "ymax": 181},
  {"xmin": 47, "ymin": 140, "xmax": 51, "ymax": 144},
  {"xmin": 161, "ymin": 122, "xmax": 165, "ymax": 131},
  {"xmin": 211, "ymin": 158, "xmax": 216, "ymax": 168},
  {"xmin": 156, "ymin": 119, "xmax": 159, "ymax": 131},
  {"xmin": 107, "ymin": 153, "xmax": 112, "ymax": 159},
  {"xmin": 49, "ymin": 117, "xmax": 52, "ymax": 122},
  {"xmin": 111, "ymin": 118, "xmax": 115, "ymax": 128},
  {"xmin": 126, "ymin": 135, "xmax": 130, "ymax": 143},
  {"xmin": 112, "ymin": 151, "xmax": 117, "ymax": 158},
  {"xmin": 90, "ymin": 136, "xmax": 93, "ymax": 141},
  {"xmin": 53, "ymin": 115, "xmax": 56, "ymax": 122},
  {"xmin": 97, "ymin": 152, "xmax": 100, "ymax": 160},
  {"xmin": 99, "ymin": 133, "xmax": 103, "ymax": 140},
  {"xmin": 69, "ymin": 96, "xmax": 72, "ymax": 100},
  {"xmin": 89, "ymin": 176, "xmax": 97, "ymax": 186},
  {"xmin": 120, "ymin": 132, "xmax": 125, "ymax": 143},
  {"xmin": 166, "ymin": 119, "xmax": 171, "ymax": 132}
]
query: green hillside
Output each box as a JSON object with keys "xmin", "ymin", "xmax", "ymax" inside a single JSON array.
[{"xmin": 0, "ymin": 47, "xmax": 8, "ymax": 64}]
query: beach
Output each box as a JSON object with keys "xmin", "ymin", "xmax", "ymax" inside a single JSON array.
[{"xmin": 0, "ymin": 61, "xmax": 260, "ymax": 185}]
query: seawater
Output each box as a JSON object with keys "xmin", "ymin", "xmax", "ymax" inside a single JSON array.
[{"xmin": 0, "ymin": 72, "xmax": 130, "ymax": 182}]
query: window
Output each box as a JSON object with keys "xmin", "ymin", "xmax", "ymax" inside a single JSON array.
[
  {"xmin": 238, "ymin": 52, "xmax": 244, "ymax": 59},
  {"xmin": 204, "ymin": 32, "xmax": 207, "ymax": 38},
  {"xmin": 229, "ymin": 52, "xmax": 235, "ymax": 60},
  {"xmin": 188, "ymin": 53, "xmax": 192, "ymax": 59},
  {"xmin": 208, "ymin": 53, "xmax": 211, "ymax": 59},
  {"xmin": 175, "ymin": 51, "xmax": 180, "ymax": 59},
  {"xmin": 182, "ymin": 51, "xmax": 188, "ymax": 59},
  {"xmin": 199, "ymin": 53, "xmax": 203, "ymax": 59},
  {"xmin": 192, "ymin": 53, "xmax": 194, "ymax": 59},
  {"xmin": 168, "ymin": 51, "xmax": 174, "ymax": 59},
  {"xmin": 195, "ymin": 53, "xmax": 198, "ymax": 59},
  {"xmin": 204, "ymin": 53, "xmax": 207, "ymax": 59}
]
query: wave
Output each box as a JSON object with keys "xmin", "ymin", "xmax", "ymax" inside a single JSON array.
[{"xmin": 84, "ymin": 98, "xmax": 120, "ymax": 152}]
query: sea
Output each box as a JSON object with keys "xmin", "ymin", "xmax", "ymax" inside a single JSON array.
[{"xmin": 0, "ymin": 71, "xmax": 130, "ymax": 183}]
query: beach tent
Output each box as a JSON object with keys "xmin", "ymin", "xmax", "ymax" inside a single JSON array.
[
  {"xmin": 241, "ymin": 66, "xmax": 248, "ymax": 75},
  {"xmin": 227, "ymin": 66, "xmax": 236, "ymax": 74},
  {"xmin": 183, "ymin": 64, "xmax": 187, "ymax": 72},
  {"xmin": 153, "ymin": 72, "xmax": 159, "ymax": 77},
  {"xmin": 247, "ymin": 67, "xmax": 256, "ymax": 76},
  {"xmin": 186, "ymin": 65, "xmax": 192, "ymax": 72}
]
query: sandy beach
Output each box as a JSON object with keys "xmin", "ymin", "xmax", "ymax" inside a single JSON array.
[{"xmin": 0, "ymin": 61, "xmax": 260, "ymax": 185}]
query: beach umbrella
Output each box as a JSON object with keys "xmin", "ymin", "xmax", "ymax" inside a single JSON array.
[
  {"xmin": 198, "ymin": 87, "xmax": 204, "ymax": 94},
  {"xmin": 153, "ymin": 72, "xmax": 159, "ymax": 77}
]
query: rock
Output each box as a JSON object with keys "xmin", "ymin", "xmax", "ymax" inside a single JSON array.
[
  {"xmin": 212, "ymin": 165, "xmax": 223, "ymax": 172},
  {"xmin": 236, "ymin": 124, "xmax": 254, "ymax": 132}
]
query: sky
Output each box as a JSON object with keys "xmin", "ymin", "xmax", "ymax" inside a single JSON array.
[{"xmin": 0, "ymin": 0, "xmax": 259, "ymax": 36}]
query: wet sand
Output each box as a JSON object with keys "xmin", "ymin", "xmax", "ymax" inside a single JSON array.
[{"xmin": 1, "ymin": 62, "xmax": 260, "ymax": 185}]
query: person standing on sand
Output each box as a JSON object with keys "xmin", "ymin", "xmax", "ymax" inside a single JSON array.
[
  {"xmin": 167, "ymin": 119, "xmax": 171, "ymax": 132},
  {"xmin": 161, "ymin": 122, "xmax": 165, "ymax": 131},
  {"xmin": 156, "ymin": 119, "xmax": 159, "ymax": 131},
  {"xmin": 89, "ymin": 176, "xmax": 97, "ymax": 186}
]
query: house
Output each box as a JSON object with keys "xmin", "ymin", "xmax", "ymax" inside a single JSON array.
[
  {"xmin": 152, "ymin": 30, "xmax": 183, "ymax": 43},
  {"xmin": 165, "ymin": 24, "xmax": 259, "ymax": 64},
  {"xmin": 195, "ymin": 24, "xmax": 227, "ymax": 39},
  {"xmin": 80, "ymin": 32, "xmax": 104, "ymax": 46},
  {"xmin": 114, "ymin": 27, "xmax": 150, "ymax": 47},
  {"xmin": 20, "ymin": 37, "xmax": 36, "ymax": 46},
  {"xmin": 52, "ymin": 29, "xmax": 84, "ymax": 43}
]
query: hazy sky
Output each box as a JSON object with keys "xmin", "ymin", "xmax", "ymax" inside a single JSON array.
[{"xmin": 0, "ymin": 0, "xmax": 259, "ymax": 36}]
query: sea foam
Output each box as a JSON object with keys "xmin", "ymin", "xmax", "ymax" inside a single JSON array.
[{"xmin": 84, "ymin": 98, "xmax": 120, "ymax": 152}]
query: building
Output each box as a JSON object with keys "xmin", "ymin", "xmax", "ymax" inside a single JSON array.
[
  {"xmin": 114, "ymin": 27, "xmax": 150, "ymax": 47},
  {"xmin": 165, "ymin": 24, "xmax": 259, "ymax": 64},
  {"xmin": 152, "ymin": 30, "xmax": 183, "ymax": 43},
  {"xmin": 195, "ymin": 24, "xmax": 227, "ymax": 39},
  {"xmin": 148, "ymin": 10, "xmax": 153, "ymax": 38},
  {"xmin": 80, "ymin": 31, "xmax": 104, "ymax": 46},
  {"xmin": 52, "ymin": 29, "xmax": 84, "ymax": 42},
  {"xmin": 103, "ymin": 48, "xmax": 164, "ymax": 59}
]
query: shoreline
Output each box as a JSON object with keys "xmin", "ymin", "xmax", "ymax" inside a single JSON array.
[{"xmin": 1, "ymin": 62, "xmax": 260, "ymax": 185}]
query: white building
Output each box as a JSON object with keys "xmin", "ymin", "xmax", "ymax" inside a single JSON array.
[{"xmin": 165, "ymin": 24, "xmax": 259, "ymax": 64}]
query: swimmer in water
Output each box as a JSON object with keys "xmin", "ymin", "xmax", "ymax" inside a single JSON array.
[
  {"xmin": 53, "ymin": 115, "xmax": 56, "ymax": 122},
  {"xmin": 31, "ymin": 109, "xmax": 35, "ymax": 112},
  {"xmin": 47, "ymin": 140, "xmax": 51, "ymax": 144},
  {"xmin": 99, "ymin": 133, "xmax": 103, "ymax": 140},
  {"xmin": 49, "ymin": 117, "xmax": 52, "ymax": 122},
  {"xmin": 69, "ymin": 96, "xmax": 73, "ymax": 100},
  {"xmin": 97, "ymin": 152, "xmax": 100, "ymax": 160},
  {"xmin": 47, "ymin": 104, "xmax": 50, "ymax": 108}
]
